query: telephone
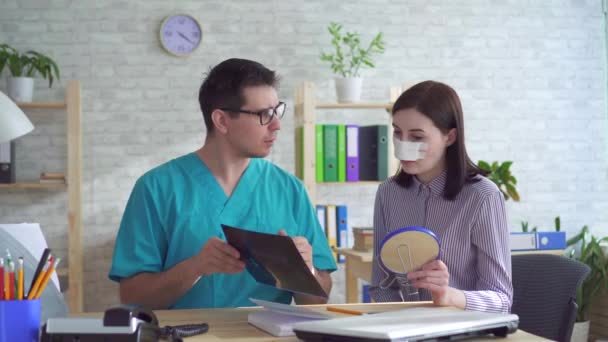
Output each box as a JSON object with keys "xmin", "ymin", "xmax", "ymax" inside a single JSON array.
[
  {"xmin": 41, "ymin": 304, "xmax": 161, "ymax": 341},
  {"xmin": 41, "ymin": 304, "xmax": 209, "ymax": 341}
]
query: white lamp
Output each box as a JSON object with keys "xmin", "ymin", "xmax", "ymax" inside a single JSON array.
[{"xmin": 0, "ymin": 91, "xmax": 34, "ymax": 143}]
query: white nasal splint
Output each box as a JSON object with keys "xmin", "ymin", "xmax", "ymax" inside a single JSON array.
[{"xmin": 393, "ymin": 139, "xmax": 426, "ymax": 161}]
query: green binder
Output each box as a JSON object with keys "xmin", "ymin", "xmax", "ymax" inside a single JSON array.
[
  {"xmin": 295, "ymin": 126, "xmax": 303, "ymax": 179},
  {"xmin": 377, "ymin": 125, "xmax": 389, "ymax": 181},
  {"xmin": 323, "ymin": 125, "xmax": 338, "ymax": 182},
  {"xmin": 337, "ymin": 125, "xmax": 346, "ymax": 182},
  {"xmin": 315, "ymin": 125, "xmax": 324, "ymax": 182}
]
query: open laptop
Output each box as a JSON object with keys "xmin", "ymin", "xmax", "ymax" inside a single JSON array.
[{"xmin": 292, "ymin": 307, "xmax": 518, "ymax": 341}]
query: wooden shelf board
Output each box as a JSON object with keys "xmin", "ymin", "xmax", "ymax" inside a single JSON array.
[
  {"xmin": 316, "ymin": 103, "xmax": 392, "ymax": 110},
  {"xmin": 0, "ymin": 182, "xmax": 67, "ymax": 189},
  {"xmin": 17, "ymin": 101, "xmax": 67, "ymax": 109}
]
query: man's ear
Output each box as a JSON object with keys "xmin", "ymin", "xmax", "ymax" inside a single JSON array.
[
  {"xmin": 211, "ymin": 109, "xmax": 230, "ymax": 134},
  {"xmin": 446, "ymin": 128, "xmax": 457, "ymax": 147}
]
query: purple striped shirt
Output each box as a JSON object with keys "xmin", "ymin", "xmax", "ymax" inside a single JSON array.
[{"xmin": 370, "ymin": 172, "xmax": 512, "ymax": 313}]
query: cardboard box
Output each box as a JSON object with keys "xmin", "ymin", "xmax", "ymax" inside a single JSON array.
[{"xmin": 353, "ymin": 227, "xmax": 374, "ymax": 252}]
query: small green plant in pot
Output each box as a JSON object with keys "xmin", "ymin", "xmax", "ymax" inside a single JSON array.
[
  {"xmin": 567, "ymin": 226, "xmax": 608, "ymax": 322},
  {"xmin": 477, "ymin": 160, "xmax": 520, "ymax": 202},
  {"xmin": 320, "ymin": 22, "xmax": 385, "ymax": 103},
  {"xmin": 0, "ymin": 43, "xmax": 60, "ymax": 102}
]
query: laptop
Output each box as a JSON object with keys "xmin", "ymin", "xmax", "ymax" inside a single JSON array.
[{"xmin": 292, "ymin": 307, "xmax": 519, "ymax": 341}]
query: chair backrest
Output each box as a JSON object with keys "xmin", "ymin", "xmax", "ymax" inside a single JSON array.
[{"xmin": 511, "ymin": 253, "xmax": 590, "ymax": 342}]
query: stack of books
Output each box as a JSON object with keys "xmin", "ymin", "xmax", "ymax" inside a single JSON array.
[{"xmin": 39, "ymin": 172, "xmax": 65, "ymax": 184}]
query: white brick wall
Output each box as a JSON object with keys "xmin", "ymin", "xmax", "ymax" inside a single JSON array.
[{"xmin": 0, "ymin": 0, "xmax": 606, "ymax": 311}]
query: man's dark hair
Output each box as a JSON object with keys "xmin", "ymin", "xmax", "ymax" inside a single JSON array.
[{"xmin": 198, "ymin": 58, "xmax": 278, "ymax": 132}]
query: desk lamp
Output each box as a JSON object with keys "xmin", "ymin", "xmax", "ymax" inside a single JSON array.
[{"xmin": 0, "ymin": 90, "xmax": 34, "ymax": 143}]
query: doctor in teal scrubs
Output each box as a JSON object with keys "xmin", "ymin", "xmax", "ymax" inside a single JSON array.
[{"xmin": 109, "ymin": 58, "xmax": 337, "ymax": 309}]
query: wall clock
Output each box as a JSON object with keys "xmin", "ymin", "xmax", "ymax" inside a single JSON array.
[{"xmin": 159, "ymin": 14, "xmax": 202, "ymax": 57}]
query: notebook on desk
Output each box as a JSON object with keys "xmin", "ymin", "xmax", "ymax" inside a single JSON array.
[
  {"xmin": 292, "ymin": 307, "xmax": 519, "ymax": 341},
  {"xmin": 248, "ymin": 298, "xmax": 330, "ymax": 337}
]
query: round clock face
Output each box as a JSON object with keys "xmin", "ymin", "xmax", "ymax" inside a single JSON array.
[{"xmin": 160, "ymin": 14, "xmax": 202, "ymax": 56}]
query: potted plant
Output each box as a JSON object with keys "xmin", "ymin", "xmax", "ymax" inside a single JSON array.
[
  {"xmin": 477, "ymin": 160, "xmax": 520, "ymax": 202},
  {"xmin": 320, "ymin": 22, "xmax": 385, "ymax": 103},
  {"xmin": 567, "ymin": 225, "xmax": 608, "ymax": 342},
  {"xmin": 0, "ymin": 43, "xmax": 60, "ymax": 102}
]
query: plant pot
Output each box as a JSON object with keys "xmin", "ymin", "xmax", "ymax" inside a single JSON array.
[
  {"xmin": 570, "ymin": 320, "xmax": 589, "ymax": 342},
  {"xmin": 7, "ymin": 77, "xmax": 34, "ymax": 102},
  {"xmin": 335, "ymin": 77, "xmax": 363, "ymax": 103}
]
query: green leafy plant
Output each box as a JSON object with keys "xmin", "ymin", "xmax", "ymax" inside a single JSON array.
[
  {"xmin": 477, "ymin": 160, "xmax": 520, "ymax": 202},
  {"xmin": 520, "ymin": 221, "xmax": 537, "ymax": 233},
  {"xmin": 567, "ymin": 225, "xmax": 608, "ymax": 322},
  {"xmin": 0, "ymin": 43, "xmax": 60, "ymax": 87},
  {"xmin": 320, "ymin": 22, "xmax": 385, "ymax": 77}
]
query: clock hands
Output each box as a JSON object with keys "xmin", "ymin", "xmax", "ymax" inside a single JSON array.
[{"xmin": 177, "ymin": 31, "xmax": 195, "ymax": 45}]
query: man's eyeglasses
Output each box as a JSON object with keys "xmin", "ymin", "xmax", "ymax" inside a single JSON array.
[{"xmin": 221, "ymin": 102, "xmax": 286, "ymax": 125}]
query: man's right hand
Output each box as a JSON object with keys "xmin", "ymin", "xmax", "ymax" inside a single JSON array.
[{"xmin": 193, "ymin": 237, "xmax": 246, "ymax": 276}]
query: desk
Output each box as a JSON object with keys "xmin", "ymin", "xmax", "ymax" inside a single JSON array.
[
  {"xmin": 84, "ymin": 302, "xmax": 547, "ymax": 341},
  {"xmin": 334, "ymin": 248, "xmax": 565, "ymax": 303}
]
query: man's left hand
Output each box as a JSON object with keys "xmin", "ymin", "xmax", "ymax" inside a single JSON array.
[{"xmin": 278, "ymin": 229, "xmax": 314, "ymax": 274}]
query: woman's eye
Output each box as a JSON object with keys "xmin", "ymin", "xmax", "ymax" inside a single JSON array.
[{"xmin": 410, "ymin": 136, "xmax": 424, "ymax": 141}]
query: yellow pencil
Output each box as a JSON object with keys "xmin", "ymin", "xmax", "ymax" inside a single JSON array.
[
  {"xmin": 17, "ymin": 257, "xmax": 23, "ymax": 300},
  {"xmin": 326, "ymin": 306, "xmax": 365, "ymax": 316},
  {"xmin": 34, "ymin": 258, "xmax": 60, "ymax": 299},
  {"xmin": 27, "ymin": 259, "xmax": 50, "ymax": 300}
]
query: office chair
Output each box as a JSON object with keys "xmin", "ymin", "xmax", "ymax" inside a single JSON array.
[{"xmin": 511, "ymin": 253, "xmax": 590, "ymax": 342}]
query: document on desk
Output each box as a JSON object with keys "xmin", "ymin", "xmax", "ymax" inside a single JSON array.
[
  {"xmin": 222, "ymin": 224, "xmax": 328, "ymax": 298},
  {"xmin": 248, "ymin": 298, "xmax": 330, "ymax": 337}
]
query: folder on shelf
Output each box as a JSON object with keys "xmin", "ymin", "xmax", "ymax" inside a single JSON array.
[
  {"xmin": 0, "ymin": 141, "xmax": 15, "ymax": 183},
  {"xmin": 295, "ymin": 126, "xmax": 303, "ymax": 179},
  {"xmin": 323, "ymin": 125, "xmax": 338, "ymax": 182},
  {"xmin": 325, "ymin": 205, "xmax": 338, "ymax": 262},
  {"xmin": 337, "ymin": 125, "xmax": 346, "ymax": 182},
  {"xmin": 377, "ymin": 125, "xmax": 389, "ymax": 181},
  {"xmin": 358, "ymin": 125, "xmax": 389, "ymax": 181},
  {"xmin": 315, "ymin": 125, "xmax": 324, "ymax": 182},
  {"xmin": 510, "ymin": 232, "xmax": 566, "ymax": 251},
  {"xmin": 336, "ymin": 205, "xmax": 348, "ymax": 263},
  {"xmin": 316, "ymin": 205, "xmax": 327, "ymax": 235},
  {"xmin": 346, "ymin": 125, "xmax": 359, "ymax": 182}
]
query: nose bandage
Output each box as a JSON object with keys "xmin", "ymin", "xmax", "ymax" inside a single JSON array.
[{"xmin": 393, "ymin": 139, "xmax": 426, "ymax": 161}]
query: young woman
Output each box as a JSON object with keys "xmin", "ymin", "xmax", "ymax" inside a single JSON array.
[{"xmin": 369, "ymin": 81, "xmax": 512, "ymax": 313}]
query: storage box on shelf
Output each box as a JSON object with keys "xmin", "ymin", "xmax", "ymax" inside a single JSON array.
[{"xmin": 0, "ymin": 80, "xmax": 83, "ymax": 312}]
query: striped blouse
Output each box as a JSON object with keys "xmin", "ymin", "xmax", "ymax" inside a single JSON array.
[{"xmin": 369, "ymin": 172, "xmax": 512, "ymax": 313}]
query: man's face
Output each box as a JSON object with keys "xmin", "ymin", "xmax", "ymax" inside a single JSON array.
[{"xmin": 227, "ymin": 85, "xmax": 281, "ymax": 158}]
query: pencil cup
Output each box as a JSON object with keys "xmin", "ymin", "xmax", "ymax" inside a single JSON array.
[{"xmin": 0, "ymin": 299, "xmax": 41, "ymax": 342}]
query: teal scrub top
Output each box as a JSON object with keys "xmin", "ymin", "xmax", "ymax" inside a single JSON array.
[{"xmin": 109, "ymin": 153, "xmax": 337, "ymax": 309}]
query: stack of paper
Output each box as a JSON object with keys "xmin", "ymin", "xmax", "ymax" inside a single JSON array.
[{"xmin": 248, "ymin": 298, "xmax": 330, "ymax": 337}]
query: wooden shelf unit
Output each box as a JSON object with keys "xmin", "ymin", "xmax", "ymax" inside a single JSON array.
[
  {"xmin": 7, "ymin": 80, "xmax": 84, "ymax": 313},
  {"xmin": 293, "ymin": 82, "xmax": 402, "ymax": 203}
]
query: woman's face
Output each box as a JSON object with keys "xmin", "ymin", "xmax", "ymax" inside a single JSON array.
[{"xmin": 392, "ymin": 108, "xmax": 455, "ymax": 183}]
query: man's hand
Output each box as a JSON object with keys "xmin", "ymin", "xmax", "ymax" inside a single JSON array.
[
  {"xmin": 278, "ymin": 229, "xmax": 314, "ymax": 274},
  {"xmin": 192, "ymin": 237, "xmax": 246, "ymax": 276},
  {"xmin": 407, "ymin": 259, "xmax": 464, "ymax": 308}
]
